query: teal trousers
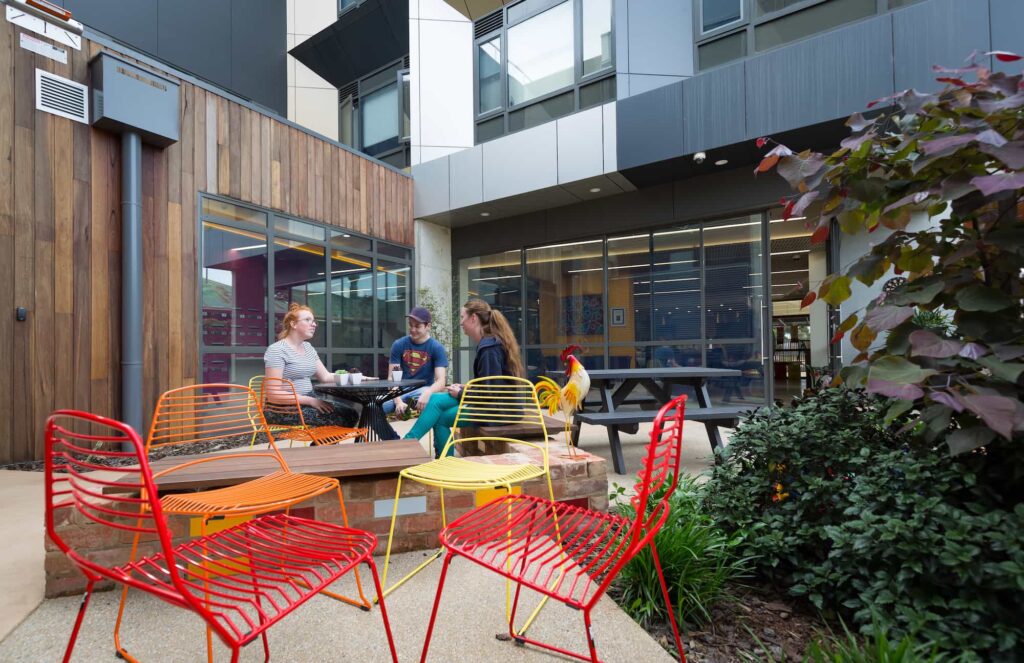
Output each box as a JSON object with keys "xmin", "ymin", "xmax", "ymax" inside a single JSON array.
[{"xmin": 403, "ymin": 392, "xmax": 464, "ymax": 458}]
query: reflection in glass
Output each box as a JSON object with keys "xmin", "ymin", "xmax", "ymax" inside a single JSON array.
[
  {"xmin": 362, "ymin": 83, "xmax": 399, "ymax": 155},
  {"xmin": 202, "ymin": 222, "xmax": 268, "ymax": 347},
  {"xmin": 703, "ymin": 216, "xmax": 762, "ymax": 343},
  {"xmin": 653, "ymin": 227, "xmax": 702, "ymax": 341},
  {"xmin": 201, "ymin": 353, "xmax": 265, "ymax": 386},
  {"xmin": 459, "ymin": 250, "xmax": 522, "ymax": 347},
  {"xmin": 331, "ymin": 230, "xmax": 372, "ymax": 253},
  {"xmin": 339, "ymin": 95, "xmax": 355, "ymax": 147},
  {"xmin": 274, "ymin": 238, "xmax": 326, "ymax": 347},
  {"xmin": 702, "ymin": 0, "xmax": 742, "ymax": 32},
  {"xmin": 478, "ymin": 37, "xmax": 502, "ymax": 114},
  {"xmin": 582, "ymin": 0, "xmax": 613, "ymax": 76},
  {"xmin": 275, "ymin": 216, "xmax": 325, "ymax": 241},
  {"xmin": 607, "ymin": 234, "xmax": 651, "ymax": 349},
  {"xmin": 400, "ymin": 71, "xmax": 411, "ymax": 141},
  {"xmin": 332, "ymin": 353, "xmax": 375, "ymax": 377},
  {"xmin": 507, "ymin": 2, "xmax": 573, "ymax": 106},
  {"xmin": 201, "ymin": 199, "xmax": 267, "ymax": 226},
  {"xmin": 526, "ymin": 240, "xmax": 604, "ymax": 347},
  {"xmin": 377, "ymin": 259, "xmax": 409, "ymax": 349},
  {"xmin": 330, "ymin": 249, "xmax": 373, "ymax": 348},
  {"xmin": 707, "ymin": 342, "xmax": 766, "ymax": 404},
  {"xmin": 642, "ymin": 343, "xmax": 703, "ymax": 369},
  {"xmin": 526, "ymin": 347, "xmax": 604, "ymax": 381}
]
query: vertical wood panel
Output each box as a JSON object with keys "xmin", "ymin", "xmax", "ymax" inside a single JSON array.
[{"xmin": 0, "ymin": 22, "xmax": 14, "ymax": 459}]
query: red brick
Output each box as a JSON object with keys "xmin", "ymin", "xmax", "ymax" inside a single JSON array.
[
  {"xmin": 54, "ymin": 524, "xmax": 122, "ymax": 551},
  {"xmin": 587, "ymin": 460, "xmax": 608, "ymax": 480},
  {"xmin": 589, "ymin": 494, "xmax": 609, "ymax": 513},
  {"xmin": 400, "ymin": 513, "xmax": 443, "ymax": 534},
  {"xmin": 344, "ymin": 479, "xmax": 375, "ymax": 500}
]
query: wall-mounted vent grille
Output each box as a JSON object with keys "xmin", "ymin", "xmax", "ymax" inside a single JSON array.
[
  {"xmin": 338, "ymin": 81, "xmax": 358, "ymax": 102},
  {"xmin": 36, "ymin": 69, "xmax": 88, "ymax": 124},
  {"xmin": 402, "ymin": 54, "xmax": 410, "ymax": 69},
  {"xmin": 474, "ymin": 9, "xmax": 503, "ymax": 39}
]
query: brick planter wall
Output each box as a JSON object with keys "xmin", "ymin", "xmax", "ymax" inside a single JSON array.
[{"xmin": 45, "ymin": 444, "xmax": 607, "ymax": 597}]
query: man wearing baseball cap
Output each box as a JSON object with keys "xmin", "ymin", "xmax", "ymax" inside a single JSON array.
[{"xmin": 385, "ymin": 306, "xmax": 449, "ymax": 416}]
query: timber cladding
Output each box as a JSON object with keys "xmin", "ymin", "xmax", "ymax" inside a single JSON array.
[{"xmin": 0, "ymin": 21, "xmax": 414, "ymax": 462}]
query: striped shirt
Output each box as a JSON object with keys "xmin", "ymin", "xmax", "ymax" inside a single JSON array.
[{"xmin": 264, "ymin": 340, "xmax": 320, "ymax": 395}]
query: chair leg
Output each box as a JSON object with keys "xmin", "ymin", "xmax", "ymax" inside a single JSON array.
[
  {"xmin": 62, "ymin": 579, "xmax": 95, "ymax": 663},
  {"xmin": 380, "ymin": 475, "xmax": 445, "ymax": 600},
  {"xmin": 366, "ymin": 560, "xmax": 399, "ymax": 663},
  {"xmin": 380, "ymin": 474, "xmax": 403, "ymax": 592},
  {"xmin": 651, "ymin": 539, "xmax": 686, "ymax": 663},
  {"xmin": 113, "ymin": 528, "xmax": 144, "ymax": 661},
  {"xmin": 419, "ymin": 551, "xmax": 455, "ymax": 663},
  {"xmin": 513, "ymin": 475, "xmax": 562, "ymax": 637},
  {"xmin": 315, "ymin": 486, "xmax": 371, "ymax": 608},
  {"xmin": 583, "ymin": 608, "xmax": 600, "ymax": 663}
]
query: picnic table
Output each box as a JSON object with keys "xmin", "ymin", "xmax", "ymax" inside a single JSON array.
[
  {"xmin": 546, "ymin": 367, "xmax": 748, "ymax": 474},
  {"xmin": 314, "ymin": 379, "xmax": 425, "ymax": 442}
]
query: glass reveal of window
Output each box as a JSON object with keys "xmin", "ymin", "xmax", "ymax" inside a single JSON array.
[
  {"xmin": 361, "ymin": 83, "xmax": 399, "ymax": 155},
  {"xmin": 339, "ymin": 95, "xmax": 354, "ymax": 147},
  {"xmin": 702, "ymin": 0, "xmax": 742, "ymax": 32},
  {"xmin": 274, "ymin": 238, "xmax": 327, "ymax": 347},
  {"xmin": 400, "ymin": 71, "xmax": 411, "ymax": 141},
  {"xmin": 377, "ymin": 259, "xmax": 409, "ymax": 349},
  {"xmin": 478, "ymin": 37, "xmax": 502, "ymax": 114},
  {"xmin": 507, "ymin": 1, "xmax": 573, "ymax": 106},
  {"xmin": 582, "ymin": 0, "xmax": 613, "ymax": 77},
  {"xmin": 201, "ymin": 222, "xmax": 268, "ymax": 348}
]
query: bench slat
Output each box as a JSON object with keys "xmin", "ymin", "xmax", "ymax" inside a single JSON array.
[{"xmin": 574, "ymin": 406, "xmax": 748, "ymax": 425}]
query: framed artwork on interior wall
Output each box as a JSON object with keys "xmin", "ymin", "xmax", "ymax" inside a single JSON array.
[
  {"xmin": 562, "ymin": 294, "xmax": 604, "ymax": 336},
  {"xmin": 610, "ymin": 307, "xmax": 625, "ymax": 327}
]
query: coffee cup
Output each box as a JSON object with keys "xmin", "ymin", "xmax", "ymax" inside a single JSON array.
[
  {"xmin": 391, "ymin": 370, "xmax": 403, "ymax": 382},
  {"xmin": 335, "ymin": 372, "xmax": 350, "ymax": 386},
  {"xmin": 350, "ymin": 373, "xmax": 363, "ymax": 385}
]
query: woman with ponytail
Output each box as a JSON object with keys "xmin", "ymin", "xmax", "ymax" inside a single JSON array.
[{"xmin": 403, "ymin": 298, "xmax": 523, "ymax": 457}]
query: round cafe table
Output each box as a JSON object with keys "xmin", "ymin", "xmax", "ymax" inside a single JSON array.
[{"xmin": 313, "ymin": 379, "xmax": 425, "ymax": 442}]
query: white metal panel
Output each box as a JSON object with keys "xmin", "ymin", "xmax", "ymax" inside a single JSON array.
[
  {"xmin": 556, "ymin": 106, "xmax": 604, "ymax": 184},
  {"xmin": 417, "ymin": 18, "xmax": 474, "ymax": 151},
  {"xmin": 419, "ymin": 0, "xmax": 470, "ymax": 21},
  {"xmin": 626, "ymin": 0, "xmax": 693, "ymax": 77},
  {"xmin": 602, "ymin": 102, "xmax": 616, "ymax": 173},
  {"xmin": 625, "ymin": 73, "xmax": 685, "ymax": 96},
  {"xmin": 412, "ymin": 155, "xmax": 453, "ymax": 217},
  {"xmin": 409, "ymin": 14, "xmax": 422, "ymax": 161},
  {"xmin": 292, "ymin": 0, "xmax": 336, "ymax": 35},
  {"xmin": 481, "ymin": 122, "xmax": 558, "ymax": 201},
  {"xmin": 449, "ymin": 144, "xmax": 484, "ymax": 209}
]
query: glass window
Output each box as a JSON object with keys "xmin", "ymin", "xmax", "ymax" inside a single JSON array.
[
  {"xmin": 653, "ymin": 227, "xmax": 702, "ymax": 341},
  {"xmin": 400, "ymin": 70, "xmax": 411, "ymax": 141},
  {"xmin": 201, "ymin": 221, "xmax": 268, "ymax": 347},
  {"xmin": 274, "ymin": 238, "xmax": 327, "ymax": 347},
  {"xmin": 361, "ymin": 83, "xmax": 399, "ymax": 155},
  {"xmin": 476, "ymin": 116, "xmax": 504, "ymax": 143},
  {"xmin": 339, "ymin": 95, "xmax": 354, "ymax": 147},
  {"xmin": 507, "ymin": 1, "xmax": 574, "ymax": 106},
  {"xmin": 579, "ymin": 76, "xmax": 616, "ymax": 109},
  {"xmin": 377, "ymin": 242, "xmax": 412, "ymax": 260},
  {"xmin": 332, "ymin": 353, "xmax": 375, "ymax": 376},
  {"xmin": 331, "ymin": 230, "xmax": 372, "ymax": 253},
  {"xmin": 581, "ymin": 0, "xmax": 613, "ymax": 77},
  {"xmin": 702, "ymin": 0, "xmax": 742, "ymax": 32},
  {"xmin": 698, "ymin": 31, "xmax": 746, "ymax": 70},
  {"xmin": 703, "ymin": 216, "xmax": 763, "ymax": 342},
  {"xmin": 201, "ymin": 352, "xmax": 265, "ymax": 386},
  {"xmin": 508, "ymin": 90, "xmax": 573, "ymax": 132},
  {"xmin": 377, "ymin": 260, "xmax": 410, "ymax": 349},
  {"xmin": 330, "ymin": 249, "xmax": 374, "ymax": 348},
  {"xmin": 525, "ymin": 240, "xmax": 604, "ymax": 347},
  {"xmin": 459, "ymin": 250, "xmax": 523, "ymax": 347},
  {"xmin": 755, "ymin": 0, "xmax": 810, "ymax": 16},
  {"xmin": 607, "ymin": 234, "xmax": 651, "ymax": 346},
  {"xmin": 275, "ymin": 216, "xmax": 325, "ymax": 241},
  {"xmin": 478, "ymin": 37, "xmax": 502, "ymax": 114},
  {"xmin": 201, "ymin": 198, "xmax": 267, "ymax": 226},
  {"xmin": 755, "ymin": 0, "xmax": 875, "ymax": 51}
]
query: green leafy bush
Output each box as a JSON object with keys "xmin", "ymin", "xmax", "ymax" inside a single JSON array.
[
  {"xmin": 801, "ymin": 622, "xmax": 944, "ymax": 663},
  {"xmin": 706, "ymin": 387, "xmax": 1024, "ymax": 660},
  {"xmin": 611, "ymin": 475, "xmax": 751, "ymax": 630}
]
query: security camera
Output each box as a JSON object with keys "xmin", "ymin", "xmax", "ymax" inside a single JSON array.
[{"xmin": 693, "ymin": 151, "xmax": 706, "ymax": 164}]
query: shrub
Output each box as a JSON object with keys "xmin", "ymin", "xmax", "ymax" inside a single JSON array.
[
  {"xmin": 706, "ymin": 387, "xmax": 1024, "ymax": 660},
  {"xmin": 611, "ymin": 475, "xmax": 751, "ymax": 630},
  {"xmin": 801, "ymin": 622, "xmax": 944, "ymax": 663}
]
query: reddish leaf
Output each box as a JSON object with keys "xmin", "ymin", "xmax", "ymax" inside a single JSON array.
[
  {"xmin": 845, "ymin": 112, "xmax": 877, "ymax": 132},
  {"xmin": 961, "ymin": 394, "xmax": 1021, "ymax": 440},
  {"xmin": 810, "ymin": 220, "xmax": 830, "ymax": 244},
  {"xmin": 909, "ymin": 330, "xmax": 964, "ymax": 358},
  {"xmin": 851, "ymin": 324, "xmax": 878, "ymax": 352},
  {"xmin": 756, "ymin": 136, "xmax": 769, "ymax": 148},
  {"xmin": 792, "ymin": 191, "xmax": 820, "ymax": 217},
  {"xmin": 976, "ymin": 129, "xmax": 1008, "ymax": 147},
  {"xmin": 800, "ymin": 291, "xmax": 817, "ymax": 308},
  {"xmin": 979, "ymin": 141, "xmax": 1024, "ymax": 170},
  {"xmin": 930, "ymin": 390, "xmax": 964, "ymax": 413},
  {"xmin": 754, "ymin": 154, "xmax": 779, "ymax": 174},
  {"xmin": 972, "ymin": 171, "xmax": 1024, "ymax": 196},
  {"xmin": 988, "ymin": 50, "xmax": 1022, "ymax": 62},
  {"xmin": 864, "ymin": 305, "xmax": 915, "ymax": 332},
  {"xmin": 781, "ymin": 199, "xmax": 796, "ymax": 221},
  {"xmin": 958, "ymin": 343, "xmax": 989, "ymax": 360},
  {"xmin": 867, "ymin": 379, "xmax": 924, "ymax": 400},
  {"xmin": 883, "ymin": 190, "xmax": 932, "ymax": 214},
  {"xmin": 830, "ymin": 329, "xmax": 845, "ymax": 344},
  {"xmin": 935, "ymin": 76, "xmax": 968, "ymax": 86},
  {"xmin": 919, "ymin": 134, "xmax": 976, "ymax": 156}
]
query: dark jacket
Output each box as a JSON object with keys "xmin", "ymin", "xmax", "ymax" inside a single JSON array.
[{"xmin": 473, "ymin": 336, "xmax": 509, "ymax": 379}]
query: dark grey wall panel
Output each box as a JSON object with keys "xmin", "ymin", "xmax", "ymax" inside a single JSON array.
[
  {"xmin": 231, "ymin": 0, "xmax": 287, "ymax": 113},
  {"xmin": 682, "ymin": 61, "xmax": 745, "ymax": 154},
  {"xmin": 989, "ymin": 0, "xmax": 1024, "ymax": 74},
  {"xmin": 673, "ymin": 167, "xmax": 789, "ymax": 224},
  {"xmin": 616, "ymin": 82, "xmax": 684, "ymax": 170},
  {"xmin": 65, "ymin": 0, "xmax": 159, "ymax": 55},
  {"xmin": 745, "ymin": 14, "xmax": 893, "ymax": 138},
  {"xmin": 893, "ymin": 0, "xmax": 990, "ymax": 93},
  {"xmin": 158, "ymin": 0, "xmax": 232, "ymax": 93}
]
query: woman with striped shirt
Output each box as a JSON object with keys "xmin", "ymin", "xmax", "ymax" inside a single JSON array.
[{"xmin": 263, "ymin": 303, "xmax": 359, "ymax": 427}]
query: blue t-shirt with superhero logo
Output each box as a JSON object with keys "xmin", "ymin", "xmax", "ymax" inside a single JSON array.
[{"xmin": 389, "ymin": 336, "xmax": 449, "ymax": 382}]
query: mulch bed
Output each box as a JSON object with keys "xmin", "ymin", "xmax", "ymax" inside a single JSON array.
[{"xmin": 646, "ymin": 584, "xmax": 825, "ymax": 662}]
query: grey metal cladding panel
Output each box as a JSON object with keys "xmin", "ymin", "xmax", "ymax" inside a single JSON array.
[
  {"xmin": 682, "ymin": 61, "xmax": 745, "ymax": 154},
  {"xmin": 614, "ymin": 0, "xmax": 629, "ymax": 74},
  {"xmin": 989, "ymin": 0, "xmax": 1023, "ymax": 74},
  {"xmin": 745, "ymin": 15, "xmax": 893, "ymax": 138},
  {"xmin": 481, "ymin": 123, "xmax": 558, "ymax": 201},
  {"xmin": 157, "ymin": 0, "xmax": 232, "ymax": 94},
  {"xmin": 893, "ymin": 0, "xmax": 990, "ymax": 93},
  {"xmin": 626, "ymin": 0, "xmax": 693, "ymax": 77},
  {"xmin": 230, "ymin": 0, "xmax": 287, "ymax": 114},
  {"xmin": 673, "ymin": 167, "xmax": 790, "ymax": 224},
  {"xmin": 449, "ymin": 146, "xmax": 484, "ymax": 210},
  {"xmin": 412, "ymin": 157, "xmax": 451, "ymax": 218},
  {"xmin": 65, "ymin": 0, "xmax": 159, "ymax": 54},
  {"xmin": 551, "ymin": 183, "xmax": 675, "ymax": 241},
  {"xmin": 616, "ymin": 81, "xmax": 684, "ymax": 171}
]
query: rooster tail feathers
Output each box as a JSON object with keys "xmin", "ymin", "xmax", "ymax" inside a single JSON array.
[{"xmin": 534, "ymin": 377, "xmax": 561, "ymax": 415}]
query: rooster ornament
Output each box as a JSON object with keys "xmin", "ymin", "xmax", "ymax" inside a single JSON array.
[{"xmin": 535, "ymin": 345, "xmax": 590, "ymax": 458}]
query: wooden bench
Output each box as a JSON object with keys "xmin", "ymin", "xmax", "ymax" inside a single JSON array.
[
  {"xmin": 457, "ymin": 415, "xmax": 570, "ymax": 442},
  {"xmin": 112, "ymin": 440, "xmax": 431, "ymax": 493}
]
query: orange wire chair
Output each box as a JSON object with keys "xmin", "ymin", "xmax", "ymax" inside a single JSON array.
[
  {"xmin": 258, "ymin": 377, "xmax": 366, "ymax": 446},
  {"xmin": 113, "ymin": 383, "xmax": 370, "ymax": 663},
  {"xmin": 45, "ymin": 409, "xmax": 398, "ymax": 663},
  {"xmin": 419, "ymin": 394, "xmax": 689, "ymax": 663},
  {"xmin": 246, "ymin": 375, "xmax": 299, "ymax": 446}
]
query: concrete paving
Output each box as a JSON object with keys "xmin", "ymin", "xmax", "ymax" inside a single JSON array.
[{"xmin": 0, "ymin": 417, "xmax": 719, "ymax": 661}]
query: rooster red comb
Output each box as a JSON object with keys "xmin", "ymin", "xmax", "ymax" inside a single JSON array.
[{"xmin": 560, "ymin": 345, "xmax": 583, "ymax": 363}]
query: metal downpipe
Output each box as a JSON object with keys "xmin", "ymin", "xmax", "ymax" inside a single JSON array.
[{"xmin": 121, "ymin": 131, "xmax": 143, "ymax": 437}]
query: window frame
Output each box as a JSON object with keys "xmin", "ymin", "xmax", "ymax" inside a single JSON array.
[
  {"xmin": 472, "ymin": 0, "xmax": 616, "ymax": 144},
  {"xmin": 337, "ymin": 58, "xmax": 411, "ymax": 168}
]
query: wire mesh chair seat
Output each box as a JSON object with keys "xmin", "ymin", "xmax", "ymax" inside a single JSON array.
[
  {"xmin": 420, "ymin": 394, "xmax": 690, "ymax": 663},
  {"xmin": 398, "ymin": 437, "xmax": 547, "ymax": 490},
  {"xmin": 247, "ymin": 375, "xmax": 297, "ymax": 445},
  {"xmin": 45, "ymin": 410, "xmax": 398, "ymax": 663},
  {"xmin": 258, "ymin": 376, "xmax": 366, "ymax": 446},
  {"xmin": 157, "ymin": 470, "xmax": 341, "ymax": 516}
]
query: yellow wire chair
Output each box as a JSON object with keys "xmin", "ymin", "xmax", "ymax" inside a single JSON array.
[
  {"xmin": 259, "ymin": 377, "xmax": 366, "ymax": 446},
  {"xmin": 247, "ymin": 375, "xmax": 298, "ymax": 446},
  {"xmin": 379, "ymin": 376, "xmax": 559, "ymax": 616}
]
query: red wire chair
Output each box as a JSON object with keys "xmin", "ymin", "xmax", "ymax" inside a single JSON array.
[
  {"xmin": 419, "ymin": 394, "xmax": 689, "ymax": 663},
  {"xmin": 45, "ymin": 409, "xmax": 398, "ymax": 663}
]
